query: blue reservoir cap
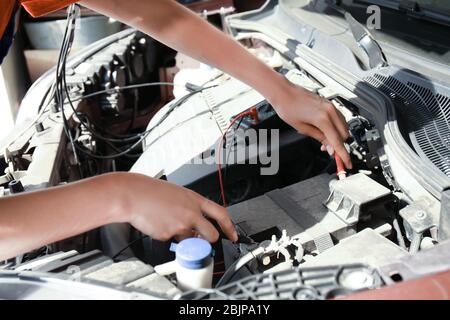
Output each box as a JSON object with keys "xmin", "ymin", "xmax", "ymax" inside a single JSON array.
[{"xmin": 174, "ymin": 238, "xmax": 212, "ymax": 270}]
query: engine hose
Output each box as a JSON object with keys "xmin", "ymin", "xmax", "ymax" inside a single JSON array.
[{"xmin": 215, "ymin": 247, "xmax": 265, "ymax": 288}]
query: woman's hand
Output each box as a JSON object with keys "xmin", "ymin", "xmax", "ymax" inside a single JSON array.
[
  {"xmin": 118, "ymin": 173, "xmax": 238, "ymax": 243},
  {"xmin": 268, "ymin": 78, "xmax": 352, "ymax": 169}
]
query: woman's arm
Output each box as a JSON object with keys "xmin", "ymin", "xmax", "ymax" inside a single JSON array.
[
  {"xmin": 79, "ymin": 0, "xmax": 352, "ymax": 168},
  {"xmin": 0, "ymin": 172, "xmax": 237, "ymax": 260}
]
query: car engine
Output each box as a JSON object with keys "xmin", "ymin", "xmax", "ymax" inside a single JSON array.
[{"xmin": 1, "ymin": 0, "xmax": 450, "ymax": 300}]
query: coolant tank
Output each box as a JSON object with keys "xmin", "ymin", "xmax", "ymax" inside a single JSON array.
[{"xmin": 170, "ymin": 238, "xmax": 214, "ymax": 291}]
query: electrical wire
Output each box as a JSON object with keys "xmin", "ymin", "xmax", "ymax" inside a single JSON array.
[
  {"xmin": 67, "ymin": 82, "xmax": 178, "ymax": 103},
  {"xmin": 223, "ymin": 117, "xmax": 244, "ymax": 182},
  {"xmin": 61, "ymin": 38, "xmax": 217, "ymax": 154},
  {"xmin": 215, "ymin": 246, "xmax": 265, "ymax": 288},
  {"xmin": 69, "ymin": 86, "xmax": 217, "ymax": 160},
  {"xmin": 65, "ymin": 82, "xmax": 174, "ymax": 144},
  {"xmin": 111, "ymin": 235, "xmax": 149, "ymax": 260},
  {"xmin": 217, "ymin": 112, "xmax": 252, "ymax": 206},
  {"xmin": 64, "ymin": 81, "xmax": 179, "ymax": 144},
  {"xmin": 54, "ymin": 5, "xmax": 217, "ymax": 160},
  {"xmin": 217, "ymin": 108, "xmax": 258, "ymax": 206},
  {"xmin": 56, "ymin": 4, "xmax": 82, "ymax": 175},
  {"xmin": 65, "ymin": 82, "xmax": 207, "ymax": 144}
]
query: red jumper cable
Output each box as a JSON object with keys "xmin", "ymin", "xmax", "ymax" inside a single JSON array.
[{"xmin": 217, "ymin": 107, "xmax": 258, "ymax": 206}]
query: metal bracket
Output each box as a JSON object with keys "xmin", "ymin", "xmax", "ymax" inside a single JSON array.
[{"xmin": 400, "ymin": 203, "xmax": 436, "ymax": 253}]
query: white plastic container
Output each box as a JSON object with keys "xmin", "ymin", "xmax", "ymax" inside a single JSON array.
[{"xmin": 171, "ymin": 238, "xmax": 214, "ymax": 291}]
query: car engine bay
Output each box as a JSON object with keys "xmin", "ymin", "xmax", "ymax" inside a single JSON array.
[{"xmin": 1, "ymin": 0, "xmax": 450, "ymax": 300}]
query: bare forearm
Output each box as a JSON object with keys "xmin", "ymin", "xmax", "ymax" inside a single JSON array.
[
  {"xmin": 0, "ymin": 171, "xmax": 237, "ymax": 260},
  {"xmin": 79, "ymin": 0, "xmax": 287, "ymax": 103},
  {"xmin": 0, "ymin": 173, "xmax": 125, "ymax": 260}
]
